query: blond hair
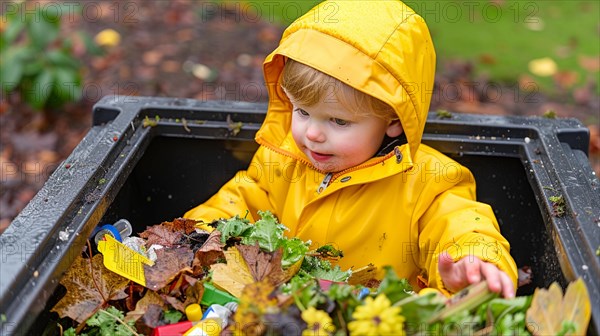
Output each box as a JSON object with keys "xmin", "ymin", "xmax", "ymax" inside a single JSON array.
[{"xmin": 280, "ymin": 59, "xmax": 396, "ymax": 121}]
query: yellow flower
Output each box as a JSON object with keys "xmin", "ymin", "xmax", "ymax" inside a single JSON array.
[
  {"xmin": 301, "ymin": 307, "xmax": 336, "ymax": 336},
  {"xmin": 348, "ymin": 294, "xmax": 405, "ymax": 335}
]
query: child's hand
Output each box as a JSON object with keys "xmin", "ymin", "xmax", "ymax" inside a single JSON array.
[{"xmin": 438, "ymin": 252, "xmax": 515, "ymax": 298}]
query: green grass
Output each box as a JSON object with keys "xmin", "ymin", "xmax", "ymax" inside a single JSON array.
[
  {"xmin": 410, "ymin": 1, "xmax": 600, "ymax": 95},
  {"xmin": 221, "ymin": 1, "xmax": 599, "ymax": 96}
]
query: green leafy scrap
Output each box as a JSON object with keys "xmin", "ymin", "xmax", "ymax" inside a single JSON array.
[
  {"xmin": 376, "ymin": 265, "xmax": 414, "ymax": 303},
  {"xmin": 300, "ymin": 255, "xmax": 334, "ymax": 275},
  {"xmin": 281, "ymin": 237, "xmax": 310, "ymax": 269},
  {"xmin": 241, "ymin": 210, "xmax": 287, "ymax": 252},
  {"xmin": 217, "ymin": 215, "xmax": 253, "ymax": 243},
  {"xmin": 311, "ymin": 265, "xmax": 352, "ymax": 282},
  {"xmin": 65, "ymin": 306, "xmax": 139, "ymax": 336},
  {"xmin": 315, "ymin": 244, "xmax": 344, "ymax": 258},
  {"xmin": 477, "ymin": 296, "xmax": 531, "ymax": 335},
  {"xmin": 163, "ymin": 309, "xmax": 183, "ymax": 324}
]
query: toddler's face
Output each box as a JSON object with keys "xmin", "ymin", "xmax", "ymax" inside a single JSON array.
[{"xmin": 290, "ymin": 98, "xmax": 392, "ymax": 173}]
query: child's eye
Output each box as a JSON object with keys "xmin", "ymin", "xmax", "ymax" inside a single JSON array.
[
  {"xmin": 296, "ymin": 108, "xmax": 309, "ymax": 116},
  {"xmin": 333, "ymin": 118, "xmax": 348, "ymax": 126}
]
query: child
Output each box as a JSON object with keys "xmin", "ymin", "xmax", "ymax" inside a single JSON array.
[{"xmin": 185, "ymin": 0, "xmax": 517, "ymax": 297}]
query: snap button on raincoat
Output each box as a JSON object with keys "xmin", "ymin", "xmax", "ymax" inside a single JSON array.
[{"xmin": 185, "ymin": 0, "xmax": 517, "ymax": 293}]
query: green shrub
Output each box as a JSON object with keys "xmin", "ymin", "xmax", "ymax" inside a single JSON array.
[{"xmin": 1, "ymin": 3, "xmax": 96, "ymax": 111}]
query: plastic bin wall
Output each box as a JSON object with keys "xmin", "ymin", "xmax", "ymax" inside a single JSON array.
[{"xmin": 1, "ymin": 96, "xmax": 598, "ymax": 335}]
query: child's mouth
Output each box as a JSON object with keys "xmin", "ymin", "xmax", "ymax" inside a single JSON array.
[{"xmin": 309, "ymin": 150, "xmax": 333, "ymax": 162}]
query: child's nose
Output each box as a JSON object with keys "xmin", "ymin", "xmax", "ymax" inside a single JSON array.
[{"xmin": 305, "ymin": 122, "xmax": 326, "ymax": 142}]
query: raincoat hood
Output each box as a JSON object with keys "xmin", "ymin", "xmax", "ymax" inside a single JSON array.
[{"xmin": 258, "ymin": 0, "xmax": 436, "ymax": 160}]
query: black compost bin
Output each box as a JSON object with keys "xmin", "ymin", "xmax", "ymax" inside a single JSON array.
[{"xmin": 1, "ymin": 95, "xmax": 599, "ymax": 335}]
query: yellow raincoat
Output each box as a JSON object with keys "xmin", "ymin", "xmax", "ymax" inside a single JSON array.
[{"xmin": 185, "ymin": 1, "xmax": 517, "ymax": 292}]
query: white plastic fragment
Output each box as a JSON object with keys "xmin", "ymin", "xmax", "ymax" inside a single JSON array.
[{"xmin": 58, "ymin": 230, "xmax": 69, "ymax": 241}]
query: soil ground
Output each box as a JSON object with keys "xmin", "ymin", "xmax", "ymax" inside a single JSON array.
[{"xmin": 1, "ymin": 1, "xmax": 598, "ymax": 233}]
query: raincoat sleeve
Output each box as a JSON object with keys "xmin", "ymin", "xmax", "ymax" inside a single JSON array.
[
  {"xmin": 183, "ymin": 146, "xmax": 278, "ymax": 223},
  {"xmin": 414, "ymin": 160, "xmax": 518, "ymax": 295}
]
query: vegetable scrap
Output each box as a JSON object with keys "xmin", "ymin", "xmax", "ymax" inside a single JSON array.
[
  {"xmin": 51, "ymin": 211, "xmax": 591, "ymax": 335},
  {"xmin": 549, "ymin": 195, "xmax": 566, "ymax": 217},
  {"xmin": 226, "ymin": 115, "xmax": 243, "ymax": 136},
  {"xmin": 436, "ymin": 109, "xmax": 453, "ymax": 119},
  {"xmin": 142, "ymin": 115, "xmax": 160, "ymax": 128}
]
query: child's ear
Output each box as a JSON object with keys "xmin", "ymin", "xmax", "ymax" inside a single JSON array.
[{"xmin": 386, "ymin": 119, "xmax": 403, "ymax": 137}]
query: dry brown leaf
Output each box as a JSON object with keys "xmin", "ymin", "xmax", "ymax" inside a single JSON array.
[
  {"xmin": 182, "ymin": 276, "xmax": 205, "ymax": 308},
  {"xmin": 588, "ymin": 125, "xmax": 600, "ymax": 153},
  {"xmin": 143, "ymin": 247, "xmax": 194, "ymax": 291},
  {"xmin": 579, "ymin": 55, "xmax": 600, "ymax": 72},
  {"xmin": 161, "ymin": 217, "xmax": 199, "ymax": 234},
  {"xmin": 125, "ymin": 290, "xmax": 165, "ymax": 323},
  {"xmin": 139, "ymin": 304, "xmax": 164, "ymax": 331},
  {"xmin": 479, "ymin": 53, "xmax": 496, "ymax": 65},
  {"xmin": 237, "ymin": 244, "xmax": 286, "ymax": 286},
  {"xmin": 163, "ymin": 274, "xmax": 202, "ymax": 312},
  {"xmin": 51, "ymin": 254, "xmax": 129, "ymax": 323},
  {"xmin": 164, "ymin": 294, "xmax": 186, "ymax": 313},
  {"xmin": 192, "ymin": 230, "xmax": 225, "ymax": 276},
  {"xmin": 125, "ymin": 283, "xmax": 147, "ymax": 311},
  {"xmin": 139, "ymin": 225, "xmax": 183, "ymax": 247},
  {"xmin": 553, "ymin": 71, "xmax": 579, "ymax": 89}
]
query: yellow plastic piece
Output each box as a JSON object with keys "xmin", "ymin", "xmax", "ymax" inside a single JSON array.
[
  {"xmin": 97, "ymin": 235, "xmax": 153, "ymax": 287},
  {"xmin": 185, "ymin": 304, "xmax": 203, "ymax": 322}
]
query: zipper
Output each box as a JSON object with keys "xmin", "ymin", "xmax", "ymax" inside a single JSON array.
[{"xmin": 317, "ymin": 172, "xmax": 333, "ymax": 194}]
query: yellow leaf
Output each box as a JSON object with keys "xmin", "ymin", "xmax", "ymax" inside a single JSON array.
[
  {"xmin": 526, "ymin": 279, "xmax": 592, "ymax": 335},
  {"xmin": 562, "ymin": 278, "xmax": 591, "ymax": 334},
  {"xmin": 527, "ymin": 282, "xmax": 563, "ymax": 334},
  {"xmin": 94, "ymin": 29, "xmax": 121, "ymax": 47},
  {"xmin": 210, "ymin": 247, "xmax": 254, "ymax": 297},
  {"xmin": 229, "ymin": 280, "xmax": 277, "ymax": 336},
  {"xmin": 528, "ymin": 57, "xmax": 558, "ymax": 77},
  {"xmin": 348, "ymin": 264, "xmax": 378, "ymax": 286}
]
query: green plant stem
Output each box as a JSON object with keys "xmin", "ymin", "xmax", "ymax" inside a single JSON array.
[{"xmin": 97, "ymin": 309, "xmax": 141, "ymax": 336}]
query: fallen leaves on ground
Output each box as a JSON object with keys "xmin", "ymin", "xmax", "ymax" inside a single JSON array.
[{"xmin": 528, "ymin": 57, "xmax": 558, "ymax": 77}]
